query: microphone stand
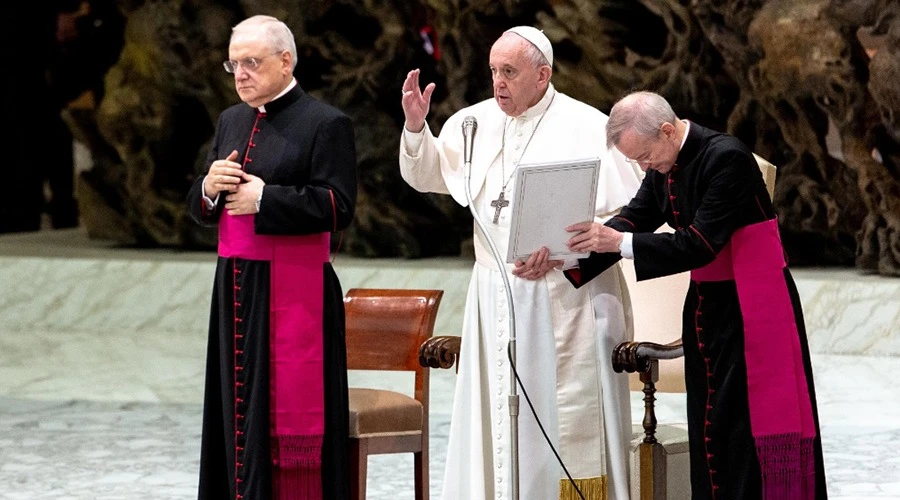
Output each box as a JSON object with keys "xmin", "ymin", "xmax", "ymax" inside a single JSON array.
[{"xmin": 462, "ymin": 117, "xmax": 520, "ymax": 500}]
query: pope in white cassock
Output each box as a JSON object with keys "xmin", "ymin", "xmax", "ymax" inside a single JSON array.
[{"xmin": 398, "ymin": 26, "xmax": 643, "ymax": 500}]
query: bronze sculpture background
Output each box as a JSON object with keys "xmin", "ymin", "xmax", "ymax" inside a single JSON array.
[{"xmin": 64, "ymin": 0, "xmax": 900, "ymax": 276}]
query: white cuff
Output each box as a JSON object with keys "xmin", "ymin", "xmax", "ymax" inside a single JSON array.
[
  {"xmin": 403, "ymin": 126, "xmax": 425, "ymax": 155},
  {"xmin": 255, "ymin": 189, "xmax": 263, "ymax": 213},
  {"xmin": 201, "ymin": 180, "xmax": 219, "ymax": 210},
  {"xmin": 619, "ymin": 232, "xmax": 634, "ymax": 259},
  {"xmin": 561, "ymin": 258, "xmax": 580, "ymax": 270}
]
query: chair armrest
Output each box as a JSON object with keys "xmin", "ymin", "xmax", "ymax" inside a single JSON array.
[
  {"xmin": 614, "ymin": 338, "xmax": 684, "ymax": 447},
  {"xmin": 418, "ymin": 335, "xmax": 461, "ymax": 370},
  {"xmin": 612, "ymin": 339, "xmax": 684, "ymax": 374}
]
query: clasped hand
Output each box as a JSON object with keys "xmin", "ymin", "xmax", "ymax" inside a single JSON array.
[
  {"xmin": 512, "ymin": 247, "xmax": 562, "ymax": 281},
  {"xmin": 510, "ymin": 222, "xmax": 623, "ymax": 280},
  {"xmin": 202, "ymin": 150, "xmax": 265, "ymax": 215}
]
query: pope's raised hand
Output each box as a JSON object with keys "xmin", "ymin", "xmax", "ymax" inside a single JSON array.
[{"xmin": 401, "ymin": 69, "xmax": 436, "ymax": 133}]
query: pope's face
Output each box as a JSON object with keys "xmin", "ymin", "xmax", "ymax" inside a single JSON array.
[
  {"xmin": 228, "ymin": 34, "xmax": 292, "ymax": 108},
  {"xmin": 489, "ymin": 36, "xmax": 548, "ymax": 117}
]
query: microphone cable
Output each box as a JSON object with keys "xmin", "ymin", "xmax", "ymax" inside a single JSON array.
[
  {"xmin": 508, "ymin": 341, "xmax": 586, "ymax": 500},
  {"xmin": 462, "ymin": 115, "xmax": 585, "ymax": 500}
]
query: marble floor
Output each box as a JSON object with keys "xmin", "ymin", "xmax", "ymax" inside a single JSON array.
[{"xmin": 1, "ymin": 229, "xmax": 899, "ymax": 499}]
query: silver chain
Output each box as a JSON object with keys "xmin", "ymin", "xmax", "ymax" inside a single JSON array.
[{"xmin": 499, "ymin": 91, "xmax": 557, "ymax": 193}]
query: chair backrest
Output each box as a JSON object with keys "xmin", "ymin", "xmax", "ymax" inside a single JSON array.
[
  {"xmin": 620, "ymin": 155, "xmax": 777, "ymax": 392},
  {"xmin": 620, "ymin": 257, "xmax": 689, "ymax": 392},
  {"xmin": 344, "ymin": 288, "xmax": 443, "ymax": 404},
  {"xmin": 753, "ymin": 153, "xmax": 777, "ymax": 201}
]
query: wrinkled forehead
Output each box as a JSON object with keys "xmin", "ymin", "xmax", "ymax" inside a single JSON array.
[
  {"xmin": 229, "ymin": 32, "xmax": 271, "ymax": 58},
  {"xmin": 489, "ymin": 35, "xmax": 527, "ymax": 66},
  {"xmin": 616, "ymin": 128, "xmax": 656, "ymax": 157}
]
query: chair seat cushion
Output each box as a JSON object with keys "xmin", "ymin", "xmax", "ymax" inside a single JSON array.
[{"xmin": 348, "ymin": 388, "xmax": 423, "ymax": 438}]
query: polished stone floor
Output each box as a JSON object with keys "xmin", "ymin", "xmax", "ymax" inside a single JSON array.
[{"xmin": 1, "ymin": 229, "xmax": 899, "ymax": 499}]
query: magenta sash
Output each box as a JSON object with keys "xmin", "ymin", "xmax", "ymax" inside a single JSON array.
[
  {"xmin": 219, "ymin": 211, "xmax": 328, "ymax": 500},
  {"xmin": 692, "ymin": 219, "xmax": 816, "ymax": 499}
]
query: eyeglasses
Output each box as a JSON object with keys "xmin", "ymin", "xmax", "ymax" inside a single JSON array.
[
  {"xmin": 624, "ymin": 136, "xmax": 664, "ymax": 168},
  {"xmin": 625, "ymin": 150, "xmax": 655, "ymax": 168},
  {"xmin": 223, "ymin": 52, "xmax": 281, "ymax": 73}
]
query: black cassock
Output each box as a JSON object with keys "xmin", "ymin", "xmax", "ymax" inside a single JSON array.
[
  {"xmin": 567, "ymin": 123, "xmax": 827, "ymax": 499},
  {"xmin": 188, "ymin": 84, "xmax": 356, "ymax": 500}
]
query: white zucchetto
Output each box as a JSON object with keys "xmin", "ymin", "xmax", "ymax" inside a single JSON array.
[{"xmin": 504, "ymin": 26, "xmax": 553, "ymax": 67}]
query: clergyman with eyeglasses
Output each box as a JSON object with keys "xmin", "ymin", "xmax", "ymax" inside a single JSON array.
[
  {"xmin": 187, "ymin": 14, "xmax": 357, "ymax": 500},
  {"xmin": 564, "ymin": 91, "xmax": 827, "ymax": 499}
]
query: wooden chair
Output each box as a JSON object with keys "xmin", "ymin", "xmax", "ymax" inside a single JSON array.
[
  {"xmin": 613, "ymin": 154, "xmax": 777, "ymax": 500},
  {"xmin": 345, "ymin": 288, "xmax": 443, "ymax": 500}
]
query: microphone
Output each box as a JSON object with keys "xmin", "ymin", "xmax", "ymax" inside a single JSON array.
[
  {"xmin": 462, "ymin": 116, "xmax": 478, "ymax": 167},
  {"xmin": 459, "ymin": 112, "xmax": 521, "ymax": 499}
]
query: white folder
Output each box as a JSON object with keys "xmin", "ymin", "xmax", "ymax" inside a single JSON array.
[{"xmin": 506, "ymin": 157, "xmax": 601, "ymax": 263}]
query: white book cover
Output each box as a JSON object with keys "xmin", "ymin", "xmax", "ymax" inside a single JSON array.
[{"xmin": 506, "ymin": 157, "xmax": 601, "ymax": 263}]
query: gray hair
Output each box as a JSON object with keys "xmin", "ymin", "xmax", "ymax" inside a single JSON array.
[
  {"xmin": 606, "ymin": 91, "xmax": 677, "ymax": 149},
  {"xmin": 499, "ymin": 31, "xmax": 551, "ymax": 69},
  {"xmin": 232, "ymin": 15, "xmax": 298, "ymax": 70}
]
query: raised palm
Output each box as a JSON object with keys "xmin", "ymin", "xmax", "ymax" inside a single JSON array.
[{"xmin": 401, "ymin": 69, "xmax": 436, "ymax": 133}]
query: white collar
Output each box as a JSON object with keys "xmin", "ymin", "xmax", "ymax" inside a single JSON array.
[
  {"xmin": 513, "ymin": 83, "xmax": 556, "ymax": 121},
  {"xmin": 257, "ymin": 78, "xmax": 298, "ymax": 113},
  {"xmin": 678, "ymin": 119, "xmax": 691, "ymax": 151}
]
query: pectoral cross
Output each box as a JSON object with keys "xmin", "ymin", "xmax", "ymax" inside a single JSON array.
[{"xmin": 490, "ymin": 191, "xmax": 509, "ymax": 224}]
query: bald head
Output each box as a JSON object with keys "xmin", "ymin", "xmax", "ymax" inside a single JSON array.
[{"xmin": 606, "ymin": 91, "xmax": 678, "ymax": 149}]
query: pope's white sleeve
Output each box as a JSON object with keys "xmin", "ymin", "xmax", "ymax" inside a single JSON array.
[
  {"xmin": 399, "ymin": 121, "xmax": 452, "ymax": 195},
  {"xmin": 402, "ymin": 127, "xmax": 424, "ymax": 155}
]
